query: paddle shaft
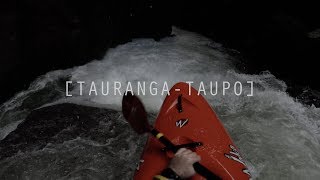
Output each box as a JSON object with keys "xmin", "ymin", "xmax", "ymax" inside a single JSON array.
[{"xmin": 150, "ymin": 129, "xmax": 221, "ymax": 180}]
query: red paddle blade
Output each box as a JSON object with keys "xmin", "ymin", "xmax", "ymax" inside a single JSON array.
[{"xmin": 122, "ymin": 92, "xmax": 151, "ymax": 134}]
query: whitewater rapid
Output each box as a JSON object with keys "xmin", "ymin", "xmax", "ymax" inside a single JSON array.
[{"xmin": 0, "ymin": 28, "xmax": 320, "ymax": 179}]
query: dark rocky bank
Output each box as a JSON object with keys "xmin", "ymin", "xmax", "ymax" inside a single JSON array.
[
  {"xmin": 0, "ymin": 103, "xmax": 148, "ymax": 179},
  {"xmin": 0, "ymin": 103, "xmax": 123, "ymax": 160},
  {"xmin": 0, "ymin": 0, "xmax": 172, "ymax": 103},
  {"xmin": 170, "ymin": 0, "xmax": 320, "ymax": 95}
]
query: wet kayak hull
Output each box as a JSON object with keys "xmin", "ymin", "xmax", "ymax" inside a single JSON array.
[{"xmin": 134, "ymin": 82, "xmax": 250, "ymax": 180}]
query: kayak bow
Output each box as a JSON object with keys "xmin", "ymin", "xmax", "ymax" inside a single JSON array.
[{"xmin": 124, "ymin": 82, "xmax": 251, "ymax": 180}]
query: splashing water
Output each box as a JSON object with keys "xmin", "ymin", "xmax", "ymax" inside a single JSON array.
[{"xmin": 0, "ymin": 28, "xmax": 320, "ymax": 179}]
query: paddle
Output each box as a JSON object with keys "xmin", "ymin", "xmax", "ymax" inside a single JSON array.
[{"xmin": 122, "ymin": 92, "xmax": 221, "ymax": 180}]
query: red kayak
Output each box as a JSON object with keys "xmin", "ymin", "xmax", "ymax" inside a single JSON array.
[{"xmin": 134, "ymin": 82, "xmax": 251, "ymax": 180}]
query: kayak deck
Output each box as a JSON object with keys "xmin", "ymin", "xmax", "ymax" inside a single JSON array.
[{"xmin": 134, "ymin": 82, "xmax": 250, "ymax": 180}]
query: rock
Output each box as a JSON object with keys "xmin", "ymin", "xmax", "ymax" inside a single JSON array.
[{"xmin": 0, "ymin": 103, "xmax": 122, "ymax": 160}]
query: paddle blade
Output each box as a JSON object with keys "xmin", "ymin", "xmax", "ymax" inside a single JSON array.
[{"xmin": 122, "ymin": 92, "xmax": 151, "ymax": 134}]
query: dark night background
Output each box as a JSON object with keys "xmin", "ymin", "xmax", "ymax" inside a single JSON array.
[{"xmin": 1, "ymin": 0, "xmax": 319, "ymax": 104}]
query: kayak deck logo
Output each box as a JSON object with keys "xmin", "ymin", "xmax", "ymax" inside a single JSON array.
[
  {"xmin": 225, "ymin": 145, "xmax": 251, "ymax": 178},
  {"xmin": 176, "ymin": 119, "xmax": 189, "ymax": 128}
]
